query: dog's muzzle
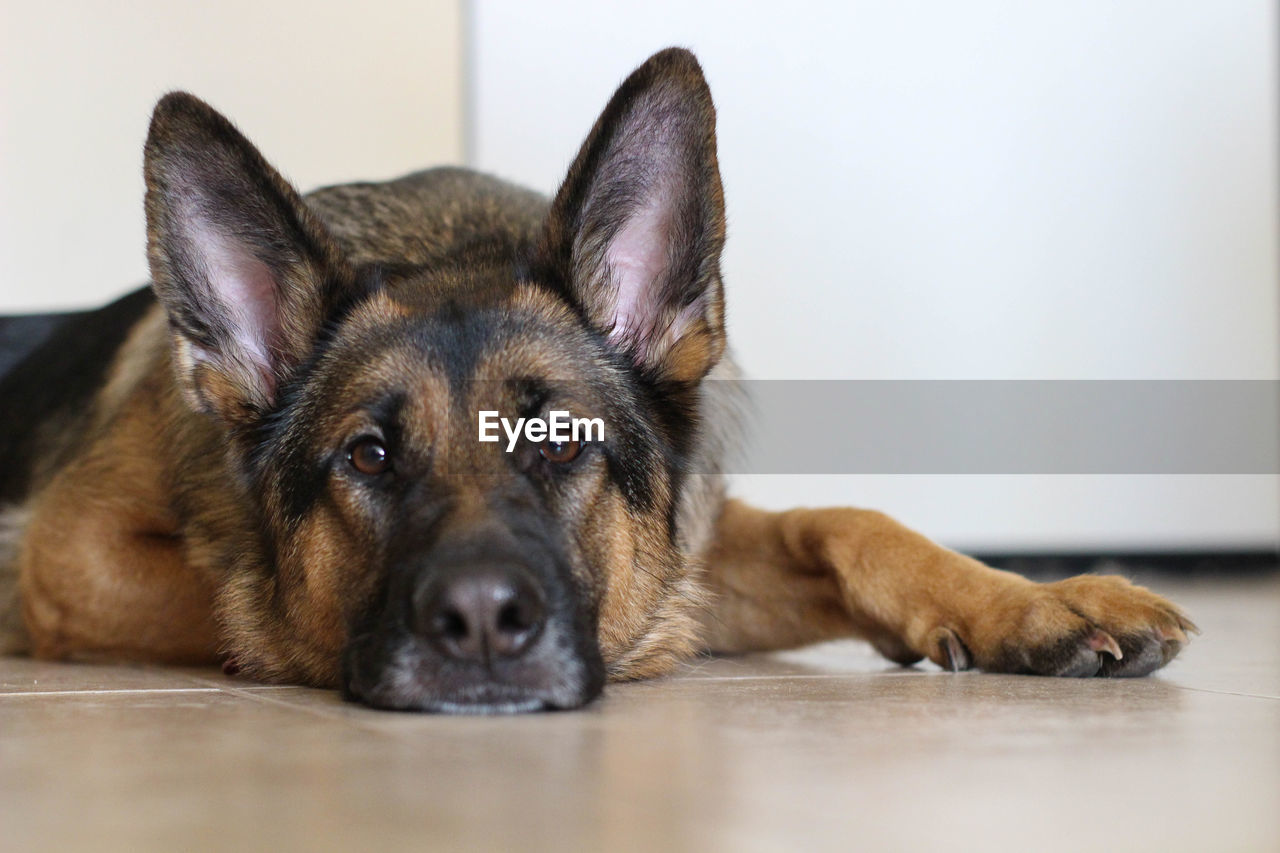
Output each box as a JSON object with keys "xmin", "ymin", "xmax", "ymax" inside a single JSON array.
[{"xmin": 340, "ymin": 525, "xmax": 604, "ymax": 714}]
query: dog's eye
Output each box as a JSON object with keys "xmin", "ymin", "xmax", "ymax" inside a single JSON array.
[
  {"xmin": 539, "ymin": 440, "xmax": 582, "ymax": 464},
  {"xmin": 348, "ymin": 437, "xmax": 391, "ymax": 475}
]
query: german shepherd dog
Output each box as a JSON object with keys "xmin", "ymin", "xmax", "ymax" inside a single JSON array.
[{"xmin": 0, "ymin": 49, "xmax": 1194, "ymax": 712}]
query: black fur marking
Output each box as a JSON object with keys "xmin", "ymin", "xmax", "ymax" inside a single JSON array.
[
  {"xmin": 313, "ymin": 264, "xmax": 387, "ymax": 350},
  {"xmin": 260, "ymin": 381, "xmax": 411, "ymax": 527},
  {"xmin": 508, "ymin": 378, "xmax": 551, "ymax": 422},
  {"xmin": 1099, "ymin": 631, "xmax": 1168, "ymax": 677},
  {"xmin": 412, "ymin": 302, "xmax": 499, "ymax": 395},
  {"xmin": 0, "ymin": 287, "xmax": 156, "ymax": 503},
  {"xmin": 995, "ymin": 629, "xmax": 1104, "ymax": 677}
]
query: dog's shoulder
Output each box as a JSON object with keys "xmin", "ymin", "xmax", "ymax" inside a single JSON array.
[{"xmin": 303, "ymin": 167, "xmax": 549, "ymax": 267}]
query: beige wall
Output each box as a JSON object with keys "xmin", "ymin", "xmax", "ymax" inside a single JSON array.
[{"xmin": 0, "ymin": 0, "xmax": 464, "ymax": 311}]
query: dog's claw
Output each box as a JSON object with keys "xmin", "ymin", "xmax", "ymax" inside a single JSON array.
[
  {"xmin": 931, "ymin": 627, "xmax": 972, "ymax": 672},
  {"xmin": 1085, "ymin": 629, "xmax": 1123, "ymax": 660}
]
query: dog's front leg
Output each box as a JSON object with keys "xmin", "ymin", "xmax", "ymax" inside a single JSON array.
[{"xmin": 699, "ymin": 499, "xmax": 1195, "ymax": 676}]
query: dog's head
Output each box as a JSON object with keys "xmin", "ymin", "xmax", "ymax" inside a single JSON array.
[{"xmin": 142, "ymin": 48, "xmax": 726, "ymax": 712}]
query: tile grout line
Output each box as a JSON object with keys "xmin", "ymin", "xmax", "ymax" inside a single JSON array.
[
  {"xmin": 673, "ymin": 671, "xmax": 923, "ymax": 682},
  {"xmin": 192, "ymin": 680, "xmax": 402, "ymax": 733},
  {"xmin": 1167, "ymin": 683, "xmax": 1280, "ymax": 701},
  {"xmin": 0, "ymin": 687, "xmax": 223, "ymax": 697},
  {"xmin": 188, "ymin": 680, "xmax": 552, "ymax": 739},
  {"xmin": 675, "ymin": 671, "xmax": 1280, "ymax": 698}
]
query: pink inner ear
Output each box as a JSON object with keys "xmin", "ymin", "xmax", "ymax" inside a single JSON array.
[
  {"xmin": 188, "ymin": 217, "xmax": 280, "ymax": 381},
  {"xmin": 604, "ymin": 187, "xmax": 673, "ymax": 358}
]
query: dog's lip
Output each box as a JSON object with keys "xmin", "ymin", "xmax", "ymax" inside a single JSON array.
[
  {"xmin": 351, "ymin": 680, "xmax": 567, "ymax": 714},
  {"xmin": 424, "ymin": 696, "xmax": 548, "ymax": 715},
  {"xmin": 341, "ymin": 641, "xmax": 592, "ymax": 713}
]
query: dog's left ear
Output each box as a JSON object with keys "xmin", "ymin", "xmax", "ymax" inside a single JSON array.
[{"xmin": 538, "ymin": 48, "xmax": 726, "ymax": 384}]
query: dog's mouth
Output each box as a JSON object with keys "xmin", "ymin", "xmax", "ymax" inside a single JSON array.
[
  {"xmin": 351, "ymin": 680, "xmax": 557, "ymax": 715},
  {"xmin": 340, "ymin": 626, "xmax": 605, "ymax": 714}
]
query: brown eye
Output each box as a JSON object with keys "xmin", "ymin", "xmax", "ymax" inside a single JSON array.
[
  {"xmin": 348, "ymin": 437, "xmax": 390, "ymax": 475},
  {"xmin": 539, "ymin": 440, "xmax": 582, "ymax": 464}
]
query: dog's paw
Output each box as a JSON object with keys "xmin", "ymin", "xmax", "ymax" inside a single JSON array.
[{"xmin": 934, "ymin": 575, "xmax": 1197, "ymax": 677}]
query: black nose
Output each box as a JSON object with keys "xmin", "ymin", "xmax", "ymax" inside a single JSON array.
[{"xmin": 415, "ymin": 565, "xmax": 546, "ymax": 663}]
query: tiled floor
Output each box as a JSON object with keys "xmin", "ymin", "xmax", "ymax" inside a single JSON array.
[{"xmin": 3, "ymin": 574, "xmax": 1277, "ymax": 852}]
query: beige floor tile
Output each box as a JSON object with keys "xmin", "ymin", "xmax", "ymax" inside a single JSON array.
[
  {"xmin": 0, "ymin": 658, "xmax": 307, "ymax": 695},
  {"xmin": 1, "ymin": 575, "xmax": 1276, "ymax": 852},
  {"xmin": 0, "ymin": 658, "xmax": 215, "ymax": 694}
]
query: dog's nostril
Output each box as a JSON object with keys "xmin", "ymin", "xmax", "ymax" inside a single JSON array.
[
  {"xmin": 497, "ymin": 600, "xmax": 534, "ymax": 633},
  {"xmin": 417, "ymin": 565, "xmax": 546, "ymax": 663},
  {"xmin": 432, "ymin": 608, "xmax": 469, "ymax": 643}
]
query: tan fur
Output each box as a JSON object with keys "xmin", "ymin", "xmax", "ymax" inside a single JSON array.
[{"xmin": 19, "ymin": 364, "xmax": 220, "ymax": 664}]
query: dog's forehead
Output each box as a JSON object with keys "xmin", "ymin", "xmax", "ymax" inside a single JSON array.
[{"xmin": 313, "ymin": 283, "xmax": 620, "ymax": 420}]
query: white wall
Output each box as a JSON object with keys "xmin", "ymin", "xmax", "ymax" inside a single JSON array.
[
  {"xmin": 0, "ymin": 0, "xmax": 464, "ymax": 312},
  {"xmin": 470, "ymin": 1, "xmax": 1280, "ymax": 551}
]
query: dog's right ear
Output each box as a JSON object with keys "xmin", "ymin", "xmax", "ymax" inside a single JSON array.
[{"xmin": 144, "ymin": 92, "xmax": 350, "ymax": 426}]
